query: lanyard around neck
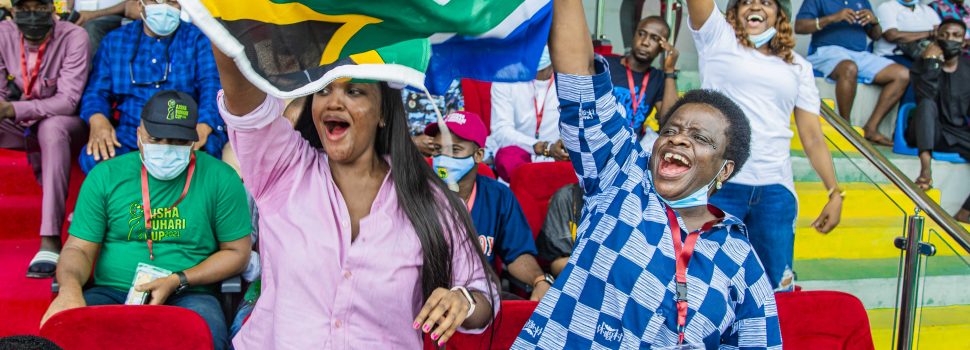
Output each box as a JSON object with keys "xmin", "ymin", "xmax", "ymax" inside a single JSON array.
[
  {"xmin": 625, "ymin": 65, "xmax": 651, "ymax": 124},
  {"xmin": 533, "ymin": 75, "xmax": 555, "ymax": 139},
  {"xmin": 140, "ymin": 154, "xmax": 196, "ymax": 260},
  {"xmin": 664, "ymin": 205, "xmax": 722, "ymax": 345},
  {"xmin": 19, "ymin": 35, "xmax": 50, "ymax": 100}
]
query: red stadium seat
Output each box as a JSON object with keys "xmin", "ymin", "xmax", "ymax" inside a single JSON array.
[
  {"xmin": 509, "ymin": 162, "xmax": 578, "ymax": 238},
  {"xmin": 39, "ymin": 305, "xmax": 214, "ymax": 350},
  {"xmin": 460, "ymin": 79, "xmax": 493, "ymax": 135},
  {"xmin": 775, "ymin": 291, "xmax": 874, "ymax": 350},
  {"xmin": 424, "ymin": 300, "xmax": 538, "ymax": 350}
]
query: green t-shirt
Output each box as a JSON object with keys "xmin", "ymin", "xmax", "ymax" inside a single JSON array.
[{"xmin": 69, "ymin": 151, "xmax": 253, "ymax": 293}]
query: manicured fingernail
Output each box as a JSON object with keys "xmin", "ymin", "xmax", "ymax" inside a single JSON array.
[
  {"xmin": 413, "ymin": 322, "xmax": 420, "ymax": 329},
  {"xmin": 423, "ymin": 324, "xmax": 431, "ymax": 332},
  {"xmin": 438, "ymin": 341, "xmax": 445, "ymax": 346},
  {"xmin": 431, "ymin": 333, "xmax": 439, "ymax": 340}
]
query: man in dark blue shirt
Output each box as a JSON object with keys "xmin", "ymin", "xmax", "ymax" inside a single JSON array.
[
  {"xmin": 425, "ymin": 111, "xmax": 551, "ymax": 301},
  {"xmin": 796, "ymin": 0, "xmax": 910, "ymax": 146},
  {"xmin": 79, "ymin": 0, "xmax": 226, "ymax": 173},
  {"xmin": 606, "ymin": 16, "xmax": 679, "ymax": 144}
]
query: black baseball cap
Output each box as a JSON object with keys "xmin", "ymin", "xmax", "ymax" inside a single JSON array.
[
  {"xmin": 12, "ymin": 0, "xmax": 54, "ymax": 5},
  {"xmin": 141, "ymin": 90, "xmax": 200, "ymax": 141}
]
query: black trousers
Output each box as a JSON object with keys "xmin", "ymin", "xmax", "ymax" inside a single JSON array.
[{"xmin": 906, "ymin": 100, "xmax": 970, "ymax": 211}]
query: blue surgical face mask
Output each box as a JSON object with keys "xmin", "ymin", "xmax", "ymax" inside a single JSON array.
[
  {"xmin": 655, "ymin": 161, "xmax": 727, "ymax": 209},
  {"xmin": 142, "ymin": 3, "xmax": 181, "ymax": 37},
  {"xmin": 748, "ymin": 27, "xmax": 777, "ymax": 48},
  {"xmin": 140, "ymin": 138, "xmax": 193, "ymax": 181},
  {"xmin": 537, "ymin": 46, "xmax": 552, "ymax": 70},
  {"xmin": 433, "ymin": 154, "xmax": 476, "ymax": 191},
  {"xmin": 896, "ymin": 0, "xmax": 918, "ymax": 6}
]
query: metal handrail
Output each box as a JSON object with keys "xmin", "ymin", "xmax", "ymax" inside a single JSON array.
[{"xmin": 817, "ymin": 103, "xmax": 970, "ymax": 253}]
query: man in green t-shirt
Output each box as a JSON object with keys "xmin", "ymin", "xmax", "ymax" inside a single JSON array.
[{"xmin": 40, "ymin": 90, "xmax": 253, "ymax": 350}]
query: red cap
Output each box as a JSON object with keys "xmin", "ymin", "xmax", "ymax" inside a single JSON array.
[{"xmin": 424, "ymin": 111, "xmax": 488, "ymax": 148}]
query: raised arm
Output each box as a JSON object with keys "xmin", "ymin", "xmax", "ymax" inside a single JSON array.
[
  {"xmin": 549, "ymin": 0, "xmax": 594, "ymax": 76},
  {"xmin": 212, "ymin": 47, "xmax": 266, "ymax": 117},
  {"xmin": 686, "ymin": 0, "xmax": 717, "ymax": 30}
]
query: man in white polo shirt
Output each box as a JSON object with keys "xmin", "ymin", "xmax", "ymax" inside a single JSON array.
[{"xmin": 875, "ymin": 0, "xmax": 942, "ymax": 62}]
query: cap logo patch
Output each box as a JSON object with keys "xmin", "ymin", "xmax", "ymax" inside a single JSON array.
[
  {"xmin": 167, "ymin": 99, "xmax": 190, "ymax": 120},
  {"xmin": 445, "ymin": 113, "xmax": 466, "ymax": 125}
]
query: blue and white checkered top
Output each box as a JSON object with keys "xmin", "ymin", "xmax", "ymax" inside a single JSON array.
[{"xmin": 511, "ymin": 57, "xmax": 782, "ymax": 350}]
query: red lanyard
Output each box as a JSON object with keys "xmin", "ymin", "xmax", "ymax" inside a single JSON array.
[
  {"xmin": 140, "ymin": 154, "xmax": 196, "ymax": 260},
  {"xmin": 533, "ymin": 75, "xmax": 555, "ymax": 139},
  {"xmin": 665, "ymin": 205, "xmax": 722, "ymax": 345},
  {"xmin": 464, "ymin": 183, "xmax": 478, "ymax": 213},
  {"xmin": 625, "ymin": 66, "xmax": 650, "ymax": 122},
  {"xmin": 19, "ymin": 35, "xmax": 50, "ymax": 100}
]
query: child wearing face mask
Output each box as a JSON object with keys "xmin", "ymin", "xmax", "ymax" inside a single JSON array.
[{"xmin": 427, "ymin": 112, "xmax": 553, "ymax": 301}]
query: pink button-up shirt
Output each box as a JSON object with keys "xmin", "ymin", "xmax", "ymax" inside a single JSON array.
[{"xmin": 220, "ymin": 93, "xmax": 497, "ymax": 349}]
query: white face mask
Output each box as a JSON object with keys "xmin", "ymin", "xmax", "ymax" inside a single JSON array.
[{"xmin": 140, "ymin": 137, "xmax": 193, "ymax": 180}]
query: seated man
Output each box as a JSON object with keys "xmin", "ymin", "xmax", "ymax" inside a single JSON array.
[
  {"xmin": 535, "ymin": 182, "xmax": 582, "ymax": 278},
  {"xmin": 41, "ymin": 91, "xmax": 253, "ymax": 350},
  {"xmin": 796, "ymin": 0, "xmax": 910, "ymax": 146},
  {"xmin": 79, "ymin": 0, "xmax": 225, "ymax": 173},
  {"xmin": 488, "ymin": 47, "xmax": 569, "ymax": 182},
  {"xmin": 907, "ymin": 19, "xmax": 970, "ymax": 223},
  {"xmin": 404, "ymin": 78, "xmax": 463, "ymax": 156},
  {"xmin": 63, "ymin": 0, "xmax": 128, "ymax": 55},
  {"xmin": 426, "ymin": 111, "xmax": 552, "ymax": 301},
  {"xmin": 874, "ymin": 0, "xmax": 942, "ymax": 65},
  {"xmin": 606, "ymin": 15, "xmax": 679, "ymax": 146},
  {"xmin": 0, "ymin": 0, "xmax": 89, "ymax": 278}
]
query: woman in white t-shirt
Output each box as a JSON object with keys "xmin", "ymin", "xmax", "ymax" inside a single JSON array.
[{"xmin": 685, "ymin": 0, "xmax": 843, "ymax": 291}]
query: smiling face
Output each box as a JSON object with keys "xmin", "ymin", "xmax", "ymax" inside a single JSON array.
[
  {"xmin": 631, "ymin": 18, "xmax": 670, "ymax": 64},
  {"xmin": 311, "ymin": 80, "xmax": 383, "ymax": 163},
  {"xmin": 736, "ymin": 0, "xmax": 779, "ymax": 36},
  {"xmin": 650, "ymin": 104, "xmax": 735, "ymax": 201}
]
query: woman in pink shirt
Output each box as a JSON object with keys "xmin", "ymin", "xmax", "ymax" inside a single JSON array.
[{"xmin": 212, "ymin": 49, "xmax": 498, "ymax": 349}]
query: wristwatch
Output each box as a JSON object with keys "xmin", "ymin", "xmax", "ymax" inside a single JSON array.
[
  {"xmin": 174, "ymin": 271, "xmax": 190, "ymax": 294},
  {"xmin": 532, "ymin": 273, "xmax": 555, "ymax": 288},
  {"xmin": 665, "ymin": 70, "xmax": 679, "ymax": 80},
  {"xmin": 450, "ymin": 286, "xmax": 477, "ymax": 318}
]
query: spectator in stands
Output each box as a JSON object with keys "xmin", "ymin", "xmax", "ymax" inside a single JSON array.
[
  {"xmin": 607, "ymin": 16, "xmax": 680, "ymax": 146},
  {"xmin": 930, "ymin": 0, "xmax": 970, "ymax": 42},
  {"xmin": 426, "ymin": 111, "xmax": 551, "ymax": 301},
  {"xmin": 213, "ymin": 43, "xmax": 498, "ymax": 348},
  {"xmin": 406, "ymin": 79, "xmax": 463, "ymax": 156},
  {"xmin": 874, "ymin": 0, "xmax": 942, "ymax": 65},
  {"xmin": 535, "ymin": 182, "xmax": 581, "ymax": 278},
  {"xmin": 0, "ymin": 0, "xmax": 89, "ymax": 279},
  {"xmin": 63, "ymin": 0, "xmax": 127, "ymax": 55},
  {"xmin": 686, "ymin": 0, "xmax": 843, "ymax": 291},
  {"xmin": 489, "ymin": 47, "xmax": 568, "ymax": 182},
  {"xmin": 79, "ymin": 0, "xmax": 225, "ymax": 173},
  {"xmin": 0, "ymin": 335, "xmax": 62, "ymax": 350},
  {"xmin": 796, "ymin": 0, "xmax": 910, "ymax": 146},
  {"xmin": 907, "ymin": 19, "xmax": 970, "ymax": 223},
  {"xmin": 515, "ymin": 2, "xmax": 779, "ymax": 347},
  {"xmin": 40, "ymin": 91, "xmax": 253, "ymax": 350}
]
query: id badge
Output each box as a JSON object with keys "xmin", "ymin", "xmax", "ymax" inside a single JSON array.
[
  {"xmin": 654, "ymin": 343, "xmax": 705, "ymax": 350},
  {"xmin": 125, "ymin": 262, "xmax": 172, "ymax": 305}
]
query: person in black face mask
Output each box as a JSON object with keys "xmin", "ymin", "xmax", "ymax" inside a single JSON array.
[
  {"xmin": 0, "ymin": 0, "xmax": 90, "ymax": 278},
  {"xmin": 906, "ymin": 18, "xmax": 970, "ymax": 223}
]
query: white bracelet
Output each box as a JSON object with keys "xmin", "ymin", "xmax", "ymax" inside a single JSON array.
[{"xmin": 450, "ymin": 286, "xmax": 477, "ymax": 319}]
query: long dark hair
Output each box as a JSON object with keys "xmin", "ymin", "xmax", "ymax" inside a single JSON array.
[{"xmin": 294, "ymin": 83, "xmax": 497, "ymax": 302}]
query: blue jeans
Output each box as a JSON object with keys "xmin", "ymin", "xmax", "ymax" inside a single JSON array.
[
  {"xmin": 83, "ymin": 286, "xmax": 228, "ymax": 350},
  {"xmin": 710, "ymin": 183, "xmax": 797, "ymax": 291}
]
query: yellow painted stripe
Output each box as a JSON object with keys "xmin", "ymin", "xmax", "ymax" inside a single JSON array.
[{"xmin": 200, "ymin": 0, "xmax": 382, "ymax": 65}]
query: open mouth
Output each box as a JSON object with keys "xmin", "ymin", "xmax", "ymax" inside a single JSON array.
[
  {"xmin": 746, "ymin": 14, "xmax": 765, "ymax": 27},
  {"xmin": 322, "ymin": 118, "xmax": 351, "ymax": 139},
  {"xmin": 658, "ymin": 151, "xmax": 692, "ymax": 178}
]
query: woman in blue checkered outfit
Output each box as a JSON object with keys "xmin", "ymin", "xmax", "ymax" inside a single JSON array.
[{"xmin": 512, "ymin": 1, "xmax": 781, "ymax": 349}]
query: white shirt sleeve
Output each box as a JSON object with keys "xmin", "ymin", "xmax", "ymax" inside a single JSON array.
[
  {"xmin": 794, "ymin": 57, "xmax": 821, "ymax": 115},
  {"xmin": 489, "ymin": 83, "xmax": 539, "ymax": 154},
  {"xmin": 689, "ymin": 2, "xmax": 736, "ymax": 55},
  {"xmin": 924, "ymin": 6, "xmax": 942, "ymax": 26},
  {"xmin": 876, "ymin": 2, "xmax": 899, "ymax": 31}
]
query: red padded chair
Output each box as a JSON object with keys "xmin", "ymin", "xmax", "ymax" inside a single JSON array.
[
  {"xmin": 775, "ymin": 291, "xmax": 875, "ymax": 350},
  {"xmin": 509, "ymin": 162, "xmax": 579, "ymax": 238},
  {"xmin": 460, "ymin": 79, "xmax": 493, "ymax": 135},
  {"xmin": 424, "ymin": 300, "xmax": 538, "ymax": 350},
  {"xmin": 39, "ymin": 305, "xmax": 214, "ymax": 350}
]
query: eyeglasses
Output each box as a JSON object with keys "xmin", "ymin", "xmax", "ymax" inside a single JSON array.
[{"xmin": 128, "ymin": 37, "xmax": 173, "ymax": 86}]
